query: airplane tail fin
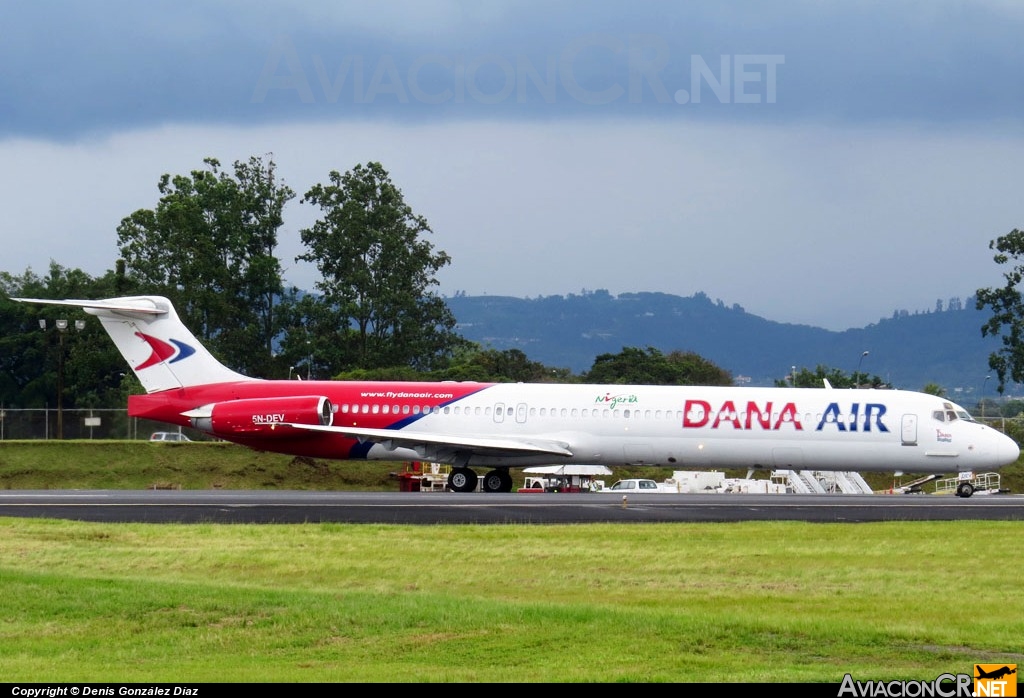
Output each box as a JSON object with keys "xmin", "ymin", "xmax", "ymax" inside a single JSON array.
[{"xmin": 15, "ymin": 295, "xmax": 253, "ymax": 393}]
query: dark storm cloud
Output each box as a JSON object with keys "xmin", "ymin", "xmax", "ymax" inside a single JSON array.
[{"xmin": 1, "ymin": 1, "xmax": 1022, "ymax": 141}]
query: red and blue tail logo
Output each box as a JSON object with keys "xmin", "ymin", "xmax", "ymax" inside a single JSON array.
[{"xmin": 134, "ymin": 332, "xmax": 196, "ymax": 370}]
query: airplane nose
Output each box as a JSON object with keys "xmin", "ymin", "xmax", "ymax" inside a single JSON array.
[{"xmin": 1002, "ymin": 434, "xmax": 1021, "ymax": 465}]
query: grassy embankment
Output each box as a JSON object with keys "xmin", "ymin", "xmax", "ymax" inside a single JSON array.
[
  {"xmin": 1, "ymin": 440, "xmax": 1021, "ymax": 492},
  {"xmin": 0, "ymin": 440, "xmax": 397, "ymax": 490}
]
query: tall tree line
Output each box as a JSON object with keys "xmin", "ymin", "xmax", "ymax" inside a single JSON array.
[
  {"xmin": 116, "ymin": 156, "xmax": 294, "ymax": 378},
  {"xmin": 1, "ymin": 155, "xmax": 467, "ymax": 407},
  {"xmin": 0, "ymin": 155, "xmax": 736, "ymax": 412}
]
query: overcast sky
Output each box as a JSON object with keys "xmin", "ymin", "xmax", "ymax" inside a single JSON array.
[{"xmin": 2, "ymin": 1, "xmax": 1022, "ymax": 330}]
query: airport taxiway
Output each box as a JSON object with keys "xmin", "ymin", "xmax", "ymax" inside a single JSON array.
[{"xmin": 1, "ymin": 490, "xmax": 1023, "ymax": 524}]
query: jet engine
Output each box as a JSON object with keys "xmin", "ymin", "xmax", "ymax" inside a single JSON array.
[{"xmin": 188, "ymin": 396, "xmax": 333, "ymax": 437}]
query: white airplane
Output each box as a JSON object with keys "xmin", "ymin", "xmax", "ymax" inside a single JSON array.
[{"xmin": 16, "ymin": 295, "xmax": 1020, "ymax": 497}]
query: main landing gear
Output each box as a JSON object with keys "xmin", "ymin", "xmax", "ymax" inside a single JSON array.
[
  {"xmin": 481, "ymin": 469, "xmax": 513, "ymax": 493},
  {"xmin": 447, "ymin": 467, "xmax": 513, "ymax": 493}
]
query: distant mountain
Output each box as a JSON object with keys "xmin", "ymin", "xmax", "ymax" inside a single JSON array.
[{"xmin": 445, "ymin": 290, "xmax": 1005, "ymax": 399}]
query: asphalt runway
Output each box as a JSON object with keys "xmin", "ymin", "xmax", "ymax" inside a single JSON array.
[{"xmin": 1, "ymin": 490, "xmax": 1023, "ymax": 523}]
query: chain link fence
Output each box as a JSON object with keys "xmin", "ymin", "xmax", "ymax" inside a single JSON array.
[{"xmin": 0, "ymin": 408, "xmax": 196, "ymax": 441}]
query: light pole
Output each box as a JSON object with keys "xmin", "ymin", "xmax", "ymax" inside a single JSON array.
[
  {"xmin": 855, "ymin": 350, "xmax": 869, "ymax": 389},
  {"xmin": 982, "ymin": 375, "xmax": 991, "ymax": 420},
  {"xmin": 39, "ymin": 318, "xmax": 85, "ymax": 439}
]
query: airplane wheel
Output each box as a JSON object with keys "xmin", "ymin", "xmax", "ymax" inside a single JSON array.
[
  {"xmin": 448, "ymin": 467, "xmax": 478, "ymax": 493},
  {"xmin": 482, "ymin": 469, "xmax": 513, "ymax": 493},
  {"xmin": 956, "ymin": 482, "xmax": 975, "ymax": 498},
  {"xmin": 498, "ymin": 469, "xmax": 513, "ymax": 492}
]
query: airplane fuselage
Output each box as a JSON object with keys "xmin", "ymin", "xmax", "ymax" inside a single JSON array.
[
  {"xmin": 17, "ymin": 294, "xmax": 1017, "ymax": 496},
  {"xmin": 129, "ymin": 380, "xmax": 1015, "ymax": 474}
]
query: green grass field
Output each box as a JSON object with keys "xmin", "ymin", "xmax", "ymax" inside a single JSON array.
[
  {"xmin": 0, "ymin": 441, "xmax": 1021, "ymax": 683},
  {"xmin": 2, "ymin": 518, "xmax": 1022, "ymax": 682}
]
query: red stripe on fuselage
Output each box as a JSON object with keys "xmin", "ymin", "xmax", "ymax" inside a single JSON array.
[{"xmin": 129, "ymin": 380, "xmax": 495, "ymax": 458}]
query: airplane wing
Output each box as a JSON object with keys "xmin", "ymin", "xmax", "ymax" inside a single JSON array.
[{"xmin": 283, "ymin": 422, "xmax": 575, "ymax": 458}]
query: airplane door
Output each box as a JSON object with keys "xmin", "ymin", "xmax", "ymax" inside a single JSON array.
[
  {"xmin": 515, "ymin": 402, "xmax": 528, "ymax": 424},
  {"xmin": 901, "ymin": 414, "xmax": 918, "ymax": 446},
  {"xmin": 493, "ymin": 403, "xmax": 505, "ymax": 424}
]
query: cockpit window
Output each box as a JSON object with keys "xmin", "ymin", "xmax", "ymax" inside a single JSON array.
[{"xmin": 933, "ymin": 404, "xmax": 977, "ymax": 423}]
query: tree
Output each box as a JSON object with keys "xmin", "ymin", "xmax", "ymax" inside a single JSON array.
[
  {"xmin": 116, "ymin": 155, "xmax": 294, "ymax": 377},
  {"xmin": 776, "ymin": 365, "xmax": 887, "ymax": 389},
  {"xmin": 0, "ymin": 264, "xmax": 129, "ymax": 409},
  {"xmin": 438, "ymin": 347, "xmax": 570, "ymax": 383},
  {"xmin": 583, "ymin": 346, "xmax": 732, "ymax": 385},
  {"xmin": 976, "ymin": 228, "xmax": 1024, "ymax": 393},
  {"xmin": 296, "ymin": 162, "xmax": 462, "ymax": 373}
]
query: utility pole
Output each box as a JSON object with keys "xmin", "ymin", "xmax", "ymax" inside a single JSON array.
[{"xmin": 39, "ymin": 318, "xmax": 85, "ymax": 439}]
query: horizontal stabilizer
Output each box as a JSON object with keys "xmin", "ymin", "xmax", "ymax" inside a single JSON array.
[{"xmin": 14, "ymin": 297, "xmax": 165, "ymax": 315}]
